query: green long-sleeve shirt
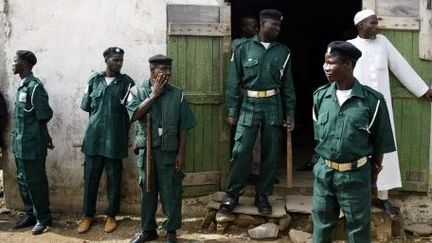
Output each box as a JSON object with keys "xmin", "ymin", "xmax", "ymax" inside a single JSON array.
[
  {"xmin": 226, "ymin": 35, "xmax": 296, "ymax": 119},
  {"xmin": 313, "ymin": 79, "xmax": 395, "ymax": 162},
  {"xmin": 80, "ymin": 72, "xmax": 135, "ymax": 159}
]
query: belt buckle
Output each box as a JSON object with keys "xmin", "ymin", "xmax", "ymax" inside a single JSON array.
[
  {"xmin": 258, "ymin": 91, "xmax": 266, "ymax": 97},
  {"xmin": 332, "ymin": 161, "xmax": 339, "ymax": 170}
]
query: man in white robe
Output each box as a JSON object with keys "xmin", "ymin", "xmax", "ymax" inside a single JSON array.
[{"xmin": 348, "ymin": 9, "xmax": 432, "ymax": 219}]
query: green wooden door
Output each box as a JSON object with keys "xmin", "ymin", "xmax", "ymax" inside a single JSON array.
[
  {"xmin": 385, "ymin": 29, "xmax": 431, "ymax": 192},
  {"xmin": 167, "ymin": 4, "xmax": 231, "ymax": 196},
  {"xmin": 363, "ymin": 0, "xmax": 432, "ymax": 192}
]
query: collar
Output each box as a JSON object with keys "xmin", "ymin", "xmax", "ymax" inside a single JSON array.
[
  {"xmin": 251, "ymin": 35, "xmax": 277, "ymax": 48},
  {"xmin": 19, "ymin": 73, "xmax": 34, "ymax": 87},
  {"xmin": 324, "ymin": 78, "xmax": 365, "ymax": 100}
]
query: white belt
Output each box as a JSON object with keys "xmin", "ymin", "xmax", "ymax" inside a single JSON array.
[
  {"xmin": 325, "ymin": 157, "xmax": 368, "ymax": 172},
  {"xmin": 246, "ymin": 89, "xmax": 277, "ymax": 98}
]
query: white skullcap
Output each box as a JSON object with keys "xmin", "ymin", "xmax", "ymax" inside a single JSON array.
[{"xmin": 353, "ymin": 9, "xmax": 376, "ymax": 25}]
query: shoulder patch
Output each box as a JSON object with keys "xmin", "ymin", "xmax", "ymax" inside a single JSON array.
[
  {"xmin": 276, "ymin": 42, "xmax": 290, "ymax": 52},
  {"xmin": 121, "ymin": 74, "xmax": 135, "ymax": 84},
  {"xmin": 88, "ymin": 71, "xmax": 100, "ymax": 83},
  {"xmin": 363, "ymin": 85, "xmax": 384, "ymax": 100},
  {"xmin": 313, "ymin": 83, "xmax": 330, "ymax": 96},
  {"xmin": 232, "ymin": 38, "xmax": 249, "ymax": 50},
  {"xmin": 168, "ymin": 83, "xmax": 183, "ymax": 92},
  {"xmin": 30, "ymin": 76, "xmax": 42, "ymax": 86}
]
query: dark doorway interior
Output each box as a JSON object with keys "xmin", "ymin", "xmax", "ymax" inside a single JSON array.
[{"xmin": 227, "ymin": 0, "xmax": 361, "ymax": 186}]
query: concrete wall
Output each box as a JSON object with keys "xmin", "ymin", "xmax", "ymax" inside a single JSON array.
[{"xmin": 0, "ymin": 0, "xmax": 220, "ymax": 214}]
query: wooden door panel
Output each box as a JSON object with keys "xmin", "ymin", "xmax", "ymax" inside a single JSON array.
[{"xmin": 167, "ymin": 4, "xmax": 231, "ymax": 196}]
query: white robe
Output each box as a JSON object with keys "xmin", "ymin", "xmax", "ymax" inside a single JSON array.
[{"xmin": 348, "ymin": 34, "xmax": 429, "ymax": 191}]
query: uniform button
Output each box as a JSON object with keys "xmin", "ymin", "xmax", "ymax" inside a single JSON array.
[{"xmin": 339, "ymin": 112, "xmax": 343, "ymax": 116}]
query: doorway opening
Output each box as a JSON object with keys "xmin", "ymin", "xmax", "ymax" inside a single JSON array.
[{"xmin": 227, "ymin": 0, "xmax": 362, "ymax": 187}]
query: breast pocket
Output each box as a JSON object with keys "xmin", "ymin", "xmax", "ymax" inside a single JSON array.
[
  {"xmin": 90, "ymin": 89, "xmax": 103, "ymax": 110},
  {"xmin": 243, "ymin": 58, "xmax": 259, "ymax": 78},
  {"xmin": 347, "ymin": 110, "xmax": 370, "ymax": 143},
  {"xmin": 314, "ymin": 112, "xmax": 328, "ymax": 141}
]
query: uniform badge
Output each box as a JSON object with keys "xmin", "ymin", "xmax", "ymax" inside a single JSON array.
[{"xmin": 18, "ymin": 92, "xmax": 27, "ymax": 102}]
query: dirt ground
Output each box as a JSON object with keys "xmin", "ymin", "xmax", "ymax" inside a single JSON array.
[{"xmin": 0, "ymin": 196, "xmax": 295, "ymax": 243}]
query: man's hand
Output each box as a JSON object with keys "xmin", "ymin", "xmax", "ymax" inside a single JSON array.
[
  {"xmin": 175, "ymin": 152, "xmax": 185, "ymax": 172},
  {"xmin": 423, "ymin": 89, "xmax": 432, "ymax": 101},
  {"xmin": 283, "ymin": 116, "xmax": 295, "ymax": 132},
  {"xmin": 150, "ymin": 73, "xmax": 168, "ymax": 98},
  {"xmin": 226, "ymin": 117, "xmax": 237, "ymax": 130},
  {"xmin": 47, "ymin": 135, "xmax": 55, "ymax": 150}
]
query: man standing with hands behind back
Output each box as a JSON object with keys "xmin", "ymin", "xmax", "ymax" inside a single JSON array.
[
  {"xmin": 220, "ymin": 9, "xmax": 295, "ymax": 215},
  {"xmin": 12, "ymin": 50, "xmax": 54, "ymax": 235},
  {"xmin": 348, "ymin": 9, "xmax": 432, "ymax": 219}
]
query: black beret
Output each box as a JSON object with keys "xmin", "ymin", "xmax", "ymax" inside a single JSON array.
[
  {"xmin": 148, "ymin": 54, "xmax": 172, "ymax": 66},
  {"xmin": 103, "ymin": 47, "xmax": 124, "ymax": 59},
  {"xmin": 16, "ymin": 50, "xmax": 37, "ymax": 66},
  {"xmin": 259, "ymin": 9, "xmax": 283, "ymax": 22},
  {"xmin": 326, "ymin": 41, "xmax": 362, "ymax": 61}
]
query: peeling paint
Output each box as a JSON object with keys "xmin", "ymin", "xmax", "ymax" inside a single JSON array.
[{"xmin": 1, "ymin": 0, "xmax": 11, "ymax": 37}]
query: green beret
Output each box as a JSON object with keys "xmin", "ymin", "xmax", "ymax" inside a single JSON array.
[
  {"xmin": 103, "ymin": 47, "xmax": 124, "ymax": 59},
  {"xmin": 148, "ymin": 54, "xmax": 172, "ymax": 65},
  {"xmin": 326, "ymin": 41, "xmax": 362, "ymax": 61},
  {"xmin": 259, "ymin": 9, "xmax": 283, "ymax": 22}
]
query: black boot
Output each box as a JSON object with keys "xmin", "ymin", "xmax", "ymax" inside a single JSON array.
[
  {"xmin": 376, "ymin": 199, "xmax": 398, "ymax": 220},
  {"xmin": 255, "ymin": 194, "xmax": 272, "ymax": 215},
  {"xmin": 14, "ymin": 215, "xmax": 36, "ymax": 229},
  {"xmin": 219, "ymin": 194, "xmax": 239, "ymax": 214},
  {"xmin": 166, "ymin": 231, "xmax": 177, "ymax": 243},
  {"xmin": 129, "ymin": 230, "xmax": 158, "ymax": 243}
]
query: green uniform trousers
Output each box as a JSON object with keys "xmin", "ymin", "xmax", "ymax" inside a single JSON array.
[
  {"xmin": 83, "ymin": 155, "xmax": 122, "ymax": 217},
  {"xmin": 226, "ymin": 116, "xmax": 282, "ymax": 196},
  {"xmin": 15, "ymin": 158, "xmax": 52, "ymax": 226},
  {"xmin": 312, "ymin": 158, "xmax": 371, "ymax": 243},
  {"xmin": 139, "ymin": 147, "xmax": 185, "ymax": 232}
]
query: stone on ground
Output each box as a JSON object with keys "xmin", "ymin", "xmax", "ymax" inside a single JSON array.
[
  {"xmin": 404, "ymin": 223, "xmax": 432, "ymax": 236},
  {"xmin": 279, "ymin": 214, "xmax": 292, "ymax": 231},
  {"xmin": 215, "ymin": 212, "xmax": 235, "ymax": 223},
  {"xmin": 232, "ymin": 214, "xmax": 256, "ymax": 227},
  {"xmin": 289, "ymin": 229, "xmax": 312, "ymax": 243},
  {"xmin": 248, "ymin": 223, "xmax": 279, "ymax": 239}
]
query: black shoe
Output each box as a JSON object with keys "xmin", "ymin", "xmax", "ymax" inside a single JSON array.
[
  {"xmin": 166, "ymin": 231, "xmax": 177, "ymax": 243},
  {"xmin": 255, "ymin": 194, "xmax": 272, "ymax": 215},
  {"xmin": 377, "ymin": 199, "xmax": 398, "ymax": 220},
  {"xmin": 31, "ymin": 222, "xmax": 51, "ymax": 235},
  {"xmin": 218, "ymin": 194, "xmax": 239, "ymax": 214},
  {"xmin": 129, "ymin": 230, "xmax": 158, "ymax": 243},
  {"xmin": 14, "ymin": 215, "xmax": 36, "ymax": 229}
]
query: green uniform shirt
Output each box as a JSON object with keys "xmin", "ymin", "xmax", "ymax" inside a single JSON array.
[
  {"xmin": 127, "ymin": 80, "xmax": 197, "ymax": 157},
  {"xmin": 13, "ymin": 74, "xmax": 53, "ymax": 160},
  {"xmin": 313, "ymin": 79, "xmax": 396, "ymax": 162},
  {"xmin": 226, "ymin": 35, "xmax": 295, "ymax": 119},
  {"xmin": 80, "ymin": 72, "xmax": 135, "ymax": 159}
]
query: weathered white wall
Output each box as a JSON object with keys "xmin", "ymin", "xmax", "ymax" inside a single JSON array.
[{"xmin": 0, "ymin": 0, "xmax": 220, "ymax": 213}]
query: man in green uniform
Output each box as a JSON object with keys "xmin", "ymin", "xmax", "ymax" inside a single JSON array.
[
  {"xmin": 12, "ymin": 50, "xmax": 54, "ymax": 235},
  {"xmin": 312, "ymin": 41, "xmax": 396, "ymax": 243},
  {"xmin": 220, "ymin": 9, "xmax": 295, "ymax": 215},
  {"xmin": 127, "ymin": 54, "xmax": 196, "ymax": 243},
  {"xmin": 78, "ymin": 47, "xmax": 135, "ymax": 234}
]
